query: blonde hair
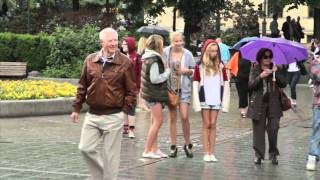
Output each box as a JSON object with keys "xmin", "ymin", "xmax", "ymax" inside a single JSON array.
[
  {"xmin": 202, "ymin": 43, "xmax": 220, "ymax": 75},
  {"xmin": 137, "ymin": 36, "xmax": 147, "ymax": 55},
  {"xmin": 146, "ymin": 34, "xmax": 164, "ymax": 55},
  {"xmin": 170, "ymin": 31, "xmax": 184, "ymax": 44}
]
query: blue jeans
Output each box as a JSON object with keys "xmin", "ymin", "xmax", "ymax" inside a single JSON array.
[{"xmin": 308, "ymin": 106, "xmax": 320, "ymax": 158}]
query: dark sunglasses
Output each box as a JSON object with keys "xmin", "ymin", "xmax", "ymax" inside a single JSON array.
[{"xmin": 263, "ymin": 55, "xmax": 272, "ymax": 59}]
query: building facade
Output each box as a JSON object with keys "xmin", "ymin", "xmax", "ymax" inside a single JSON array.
[{"xmin": 154, "ymin": 0, "xmax": 314, "ymax": 43}]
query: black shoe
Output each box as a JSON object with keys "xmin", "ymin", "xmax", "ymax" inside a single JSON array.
[
  {"xmin": 271, "ymin": 156, "xmax": 278, "ymax": 165},
  {"xmin": 184, "ymin": 144, "xmax": 193, "ymax": 158},
  {"xmin": 254, "ymin": 157, "xmax": 262, "ymax": 164},
  {"xmin": 169, "ymin": 145, "xmax": 178, "ymax": 158}
]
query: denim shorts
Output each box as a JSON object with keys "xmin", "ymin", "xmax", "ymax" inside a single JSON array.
[
  {"xmin": 200, "ymin": 102, "xmax": 221, "ymax": 110},
  {"xmin": 146, "ymin": 101, "xmax": 166, "ymax": 109}
]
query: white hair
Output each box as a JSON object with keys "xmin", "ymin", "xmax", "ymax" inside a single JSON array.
[{"xmin": 99, "ymin": 28, "xmax": 118, "ymax": 40}]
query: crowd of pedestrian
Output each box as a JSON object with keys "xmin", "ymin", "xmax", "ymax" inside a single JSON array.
[{"xmin": 69, "ymin": 26, "xmax": 320, "ymax": 179}]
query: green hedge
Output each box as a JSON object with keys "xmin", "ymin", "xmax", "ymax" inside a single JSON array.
[
  {"xmin": 42, "ymin": 25, "xmax": 100, "ymax": 78},
  {"xmin": 0, "ymin": 32, "xmax": 51, "ymax": 71}
]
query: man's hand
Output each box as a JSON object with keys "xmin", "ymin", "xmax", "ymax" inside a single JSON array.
[{"xmin": 71, "ymin": 112, "xmax": 79, "ymax": 123}]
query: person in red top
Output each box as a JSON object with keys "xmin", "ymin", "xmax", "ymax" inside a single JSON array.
[{"xmin": 121, "ymin": 36, "xmax": 142, "ymax": 138}]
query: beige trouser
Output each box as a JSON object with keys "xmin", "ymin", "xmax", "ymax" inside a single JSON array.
[{"xmin": 79, "ymin": 112, "xmax": 124, "ymax": 180}]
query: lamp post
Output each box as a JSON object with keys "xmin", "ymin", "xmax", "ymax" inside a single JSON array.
[{"xmin": 261, "ymin": 0, "xmax": 267, "ymax": 36}]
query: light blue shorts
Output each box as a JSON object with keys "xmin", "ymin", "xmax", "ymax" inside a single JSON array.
[{"xmin": 200, "ymin": 102, "xmax": 221, "ymax": 110}]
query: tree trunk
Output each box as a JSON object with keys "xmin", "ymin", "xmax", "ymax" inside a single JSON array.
[
  {"xmin": 106, "ymin": 0, "xmax": 110, "ymax": 15},
  {"xmin": 173, "ymin": 7, "xmax": 177, "ymax": 31},
  {"xmin": 72, "ymin": 0, "xmax": 80, "ymax": 11},
  {"xmin": 314, "ymin": 8, "xmax": 320, "ymax": 39},
  {"xmin": 184, "ymin": 22, "xmax": 191, "ymax": 48},
  {"xmin": 215, "ymin": 11, "xmax": 221, "ymax": 36}
]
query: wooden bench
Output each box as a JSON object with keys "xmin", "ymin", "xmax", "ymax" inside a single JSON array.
[{"xmin": 0, "ymin": 62, "xmax": 27, "ymax": 78}]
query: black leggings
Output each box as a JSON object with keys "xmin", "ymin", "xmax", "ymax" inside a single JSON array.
[
  {"xmin": 288, "ymin": 71, "xmax": 300, "ymax": 100},
  {"xmin": 236, "ymin": 77, "xmax": 250, "ymax": 108}
]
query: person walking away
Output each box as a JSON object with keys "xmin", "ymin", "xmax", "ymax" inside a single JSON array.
[
  {"xmin": 121, "ymin": 36, "xmax": 142, "ymax": 138},
  {"xmin": 282, "ymin": 16, "xmax": 293, "ymax": 40},
  {"xmin": 193, "ymin": 39, "xmax": 229, "ymax": 162},
  {"xmin": 141, "ymin": 34, "xmax": 171, "ymax": 159},
  {"xmin": 270, "ymin": 14, "xmax": 280, "ymax": 38},
  {"xmin": 306, "ymin": 50, "xmax": 320, "ymax": 171},
  {"xmin": 71, "ymin": 28, "xmax": 137, "ymax": 180},
  {"xmin": 164, "ymin": 32, "xmax": 196, "ymax": 158},
  {"xmin": 247, "ymin": 48, "xmax": 287, "ymax": 165},
  {"xmin": 287, "ymin": 61, "xmax": 301, "ymax": 106}
]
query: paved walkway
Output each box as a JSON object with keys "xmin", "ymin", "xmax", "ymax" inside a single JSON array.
[{"xmin": 0, "ymin": 86, "xmax": 319, "ymax": 179}]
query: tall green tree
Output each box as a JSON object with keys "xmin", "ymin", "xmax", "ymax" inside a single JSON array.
[
  {"xmin": 278, "ymin": 0, "xmax": 320, "ymax": 39},
  {"xmin": 143, "ymin": 0, "xmax": 227, "ymax": 47}
]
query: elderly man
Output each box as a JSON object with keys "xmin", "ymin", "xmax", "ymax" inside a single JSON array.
[{"xmin": 71, "ymin": 28, "xmax": 137, "ymax": 180}]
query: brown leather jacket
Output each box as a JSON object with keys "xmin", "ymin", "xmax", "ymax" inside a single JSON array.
[{"xmin": 73, "ymin": 50, "xmax": 137, "ymax": 115}]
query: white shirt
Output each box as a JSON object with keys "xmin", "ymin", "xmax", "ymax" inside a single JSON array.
[{"xmin": 288, "ymin": 62, "xmax": 299, "ymax": 72}]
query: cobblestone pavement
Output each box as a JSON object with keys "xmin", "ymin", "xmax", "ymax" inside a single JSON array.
[{"xmin": 0, "ymin": 86, "xmax": 319, "ymax": 179}]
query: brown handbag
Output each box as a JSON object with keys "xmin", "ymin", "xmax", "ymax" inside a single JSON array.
[
  {"xmin": 167, "ymin": 48, "xmax": 180, "ymax": 107},
  {"xmin": 279, "ymin": 88, "xmax": 291, "ymax": 111},
  {"xmin": 168, "ymin": 89, "xmax": 180, "ymax": 107}
]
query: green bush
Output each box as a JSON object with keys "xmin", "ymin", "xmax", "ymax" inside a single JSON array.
[
  {"xmin": 43, "ymin": 24, "xmax": 100, "ymax": 78},
  {"xmin": 0, "ymin": 32, "xmax": 51, "ymax": 71}
]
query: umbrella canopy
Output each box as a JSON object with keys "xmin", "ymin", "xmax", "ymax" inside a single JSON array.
[
  {"xmin": 240, "ymin": 37, "xmax": 308, "ymax": 65},
  {"xmin": 226, "ymin": 52, "xmax": 240, "ymax": 77},
  {"xmin": 137, "ymin": 25, "xmax": 169, "ymax": 36},
  {"xmin": 232, "ymin": 37, "xmax": 259, "ymax": 50},
  {"xmin": 218, "ymin": 42, "xmax": 231, "ymax": 64}
]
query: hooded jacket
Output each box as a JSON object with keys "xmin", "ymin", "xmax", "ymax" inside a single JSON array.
[
  {"xmin": 140, "ymin": 49, "xmax": 168, "ymax": 103},
  {"xmin": 125, "ymin": 37, "xmax": 142, "ymax": 91},
  {"xmin": 192, "ymin": 39, "xmax": 229, "ymax": 112}
]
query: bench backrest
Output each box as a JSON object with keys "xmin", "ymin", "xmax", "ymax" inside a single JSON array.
[{"xmin": 0, "ymin": 62, "xmax": 27, "ymax": 77}]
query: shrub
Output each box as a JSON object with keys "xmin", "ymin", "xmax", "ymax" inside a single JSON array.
[
  {"xmin": 43, "ymin": 24, "xmax": 100, "ymax": 78},
  {"xmin": 0, "ymin": 32, "xmax": 51, "ymax": 71},
  {"xmin": 0, "ymin": 80, "xmax": 76, "ymax": 100}
]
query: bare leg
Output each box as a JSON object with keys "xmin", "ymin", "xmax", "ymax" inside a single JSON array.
[
  {"xmin": 201, "ymin": 109, "xmax": 210, "ymax": 154},
  {"xmin": 209, "ymin": 110, "xmax": 218, "ymax": 155},
  {"xmin": 144, "ymin": 103, "xmax": 163, "ymax": 153},
  {"xmin": 168, "ymin": 105, "xmax": 178, "ymax": 146},
  {"xmin": 180, "ymin": 103, "xmax": 191, "ymax": 145}
]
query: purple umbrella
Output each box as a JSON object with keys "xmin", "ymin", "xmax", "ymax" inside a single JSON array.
[{"xmin": 240, "ymin": 37, "xmax": 308, "ymax": 65}]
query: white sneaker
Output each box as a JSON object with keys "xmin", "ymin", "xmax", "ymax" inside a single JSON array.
[
  {"xmin": 210, "ymin": 154, "xmax": 218, "ymax": 162},
  {"xmin": 291, "ymin": 99, "xmax": 297, "ymax": 106},
  {"xmin": 306, "ymin": 155, "xmax": 317, "ymax": 171},
  {"xmin": 142, "ymin": 152, "xmax": 161, "ymax": 159},
  {"xmin": 203, "ymin": 154, "xmax": 211, "ymax": 162},
  {"xmin": 128, "ymin": 130, "xmax": 135, "ymax": 138},
  {"xmin": 155, "ymin": 150, "xmax": 168, "ymax": 158}
]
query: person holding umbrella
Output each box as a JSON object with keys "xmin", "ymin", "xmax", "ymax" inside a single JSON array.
[
  {"xmin": 226, "ymin": 51, "xmax": 252, "ymax": 118},
  {"xmin": 246, "ymin": 48, "xmax": 287, "ymax": 165}
]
